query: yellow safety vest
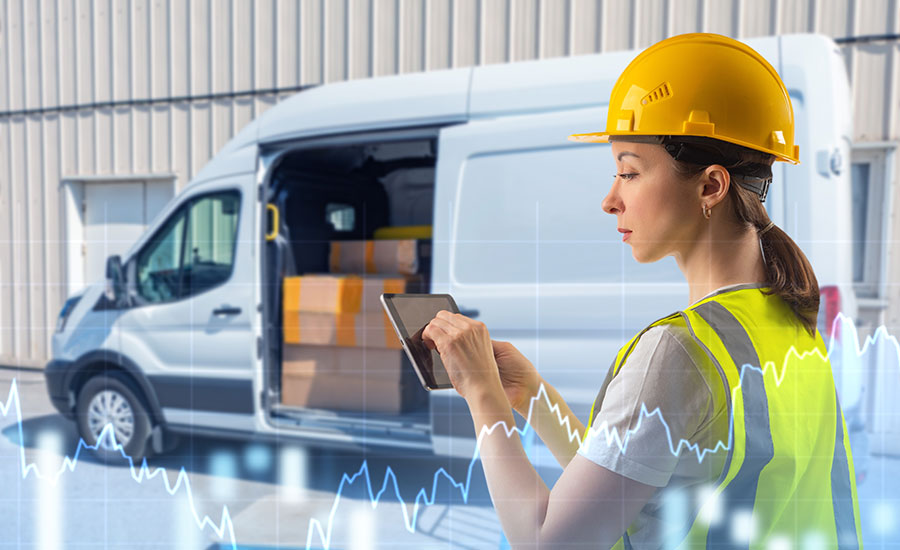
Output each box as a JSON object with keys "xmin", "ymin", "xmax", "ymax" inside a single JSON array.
[{"xmin": 583, "ymin": 286, "xmax": 863, "ymax": 548}]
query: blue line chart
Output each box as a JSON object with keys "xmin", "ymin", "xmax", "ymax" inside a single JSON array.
[{"xmin": 0, "ymin": 311, "xmax": 888, "ymax": 549}]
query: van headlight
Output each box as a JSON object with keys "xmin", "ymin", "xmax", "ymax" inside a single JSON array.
[{"xmin": 56, "ymin": 296, "xmax": 81, "ymax": 333}]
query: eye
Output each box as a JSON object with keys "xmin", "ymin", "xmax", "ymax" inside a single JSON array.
[{"xmin": 614, "ymin": 172, "xmax": 638, "ymax": 181}]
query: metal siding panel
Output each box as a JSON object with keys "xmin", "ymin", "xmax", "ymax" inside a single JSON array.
[
  {"xmin": 76, "ymin": 0, "xmax": 94, "ymax": 104},
  {"xmin": 373, "ymin": 0, "xmax": 397, "ymax": 75},
  {"xmin": 191, "ymin": 102, "xmax": 211, "ymax": 180},
  {"xmin": 480, "ymin": 0, "xmax": 508, "ymax": 65},
  {"xmin": 77, "ymin": 110, "xmax": 94, "ymax": 173},
  {"xmin": 452, "ymin": 0, "xmax": 478, "ymax": 67},
  {"xmin": 60, "ymin": 112, "xmax": 78, "ymax": 178},
  {"xmin": 211, "ymin": 0, "xmax": 233, "ymax": 94},
  {"xmin": 399, "ymin": 0, "xmax": 425, "ymax": 73},
  {"xmin": 170, "ymin": 0, "xmax": 189, "ymax": 97},
  {"xmin": 852, "ymin": 43, "xmax": 893, "ymax": 141},
  {"xmin": 58, "ymin": 0, "xmax": 77, "ymax": 106},
  {"xmin": 40, "ymin": 0, "xmax": 59, "ymax": 108},
  {"xmin": 348, "ymin": 0, "xmax": 372, "ymax": 79},
  {"xmin": 702, "ymin": 0, "xmax": 737, "ymax": 36},
  {"xmin": 669, "ymin": 0, "xmax": 704, "ymax": 35},
  {"xmin": 891, "ymin": 43, "xmax": 900, "ymax": 139},
  {"xmin": 150, "ymin": 0, "xmax": 169, "ymax": 97},
  {"xmin": 0, "ymin": 0, "xmax": 8, "ymax": 112},
  {"xmin": 739, "ymin": 0, "xmax": 775, "ymax": 37},
  {"xmin": 234, "ymin": 98, "xmax": 255, "ymax": 140},
  {"xmin": 324, "ymin": 0, "xmax": 347, "ymax": 82},
  {"xmin": 278, "ymin": 0, "xmax": 301, "ymax": 85},
  {"xmin": 233, "ymin": 0, "xmax": 253, "ymax": 90},
  {"xmin": 42, "ymin": 114, "xmax": 61, "ymax": 362},
  {"xmin": 424, "ymin": 0, "xmax": 451, "ymax": 70},
  {"xmin": 212, "ymin": 101, "xmax": 232, "ymax": 160},
  {"xmin": 26, "ymin": 116, "xmax": 44, "ymax": 360},
  {"xmin": 300, "ymin": 0, "xmax": 323, "ymax": 84},
  {"xmin": 94, "ymin": 0, "xmax": 112, "ymax": 103},
  {"xmin": 570, "ymin": 0, "xmax": 601, "ymax": 55},
  {"xmin": 96, "ymin": 107, "xmax": 113, "ymax": 173},
  {"xmin": 0, "ymin": 121, "xmax": 12, "ymax": 357},
  {"xmin": 23, "ymin": 0, "xmax": 40, "ymax": 110},
  {"xmin": 256, "ymin": 0, "xmax": 277, "ymax": 89},
  {"xmin": 509, "ymin": 0, "xmax": 538, "ymax": 62},
  {"xmin": 7, "ymin": 0, "xmax": 24, "ymax": 111},
  {"xmin": 601, "ymin": 0, "xmax": 633, "ymax": 51},
  {"xmin": 133, "ymin": 106, "xmax": 151, "ymax": 173},
  {"xmin": 172, "ymin": 103, "xmax": 191, "ymax": 191},
  {"xmin": 634, "ymin": 0, "xmax": 666, "ymax": 49},
  {"xmin": 112, "ymin": 0, "xmax": 131, "ymax": 101},
  {"xmin": 10, "ymin": 119, "xmax": 27, "ymax": 358},
  {"xmin": 539, "ymin": 0, "xmax": 567, "ymax": 59},
  {"xmin": 813, "ymin": 0, "xmax": 854, "ymax": 36},
  {"xmin": 151, "ymin": 105, "xmax": 170, "ymax": 173},
  {"xmin": 113, "ymin": 107, "xmax": 132, "ymax": 173},
  {"xmin": 132, "ymin": 0, "xmax": 150, "ymax": 100},
  {"xmin": 190, "ymin": 0, "xmax": 211, "ymax": 96},
  {"xmin": 855, "ymin": 0, "xmax": 893, "ymax": 34},
  {"xmin": 776, "ymin": 0, "xmax": 812, "ymax": 34}
]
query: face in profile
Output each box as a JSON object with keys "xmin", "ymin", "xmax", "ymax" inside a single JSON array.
[{"xmin": 602, "ymin": 141, "xmax": 703, "ymax": 264}]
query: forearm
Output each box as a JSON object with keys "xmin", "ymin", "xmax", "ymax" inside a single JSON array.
[
  {"xmin": 467, "ymin": 389, "xmax": 551, "ymax": 548},
  {"xmin": 515, "ymin": 378, "xmax": 586, "ymax": 468}
]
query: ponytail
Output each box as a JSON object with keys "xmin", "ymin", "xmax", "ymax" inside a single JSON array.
[{"xmin": 667, "ymin": 136, "xmax": 820, "ymax": 337}]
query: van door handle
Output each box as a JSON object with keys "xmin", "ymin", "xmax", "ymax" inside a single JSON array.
[
  {"xmin": 213, "ymin": 306, "xmax": 242, "ymax": 316},
  {"xmin": 459, "ymin": 308, "xmax": 479, "ymax": 318}
]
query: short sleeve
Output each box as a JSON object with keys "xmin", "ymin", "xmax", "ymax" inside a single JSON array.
[{"xmin": 577, "ymin": 325, "xmax": 714, "ymax": 487}]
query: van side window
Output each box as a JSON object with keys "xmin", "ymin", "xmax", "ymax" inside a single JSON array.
[
  {"xmin": 135, "ymin": 191, "xmax": 240, "ymax": 303},
  {"xmin": 181, "ymin": 192, "xmax": 241, "ymax": 297},
  {"xmin": 136, "ymin": 208, "xmax": 187, "ymax": 302}
]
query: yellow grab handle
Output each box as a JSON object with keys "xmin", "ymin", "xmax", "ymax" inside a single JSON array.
[{"xmin": 266, "ymin": 204, "xmax": 279, "ymax": 242}]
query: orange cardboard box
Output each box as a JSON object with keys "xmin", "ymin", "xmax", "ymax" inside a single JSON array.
[
  {"xmin": 329, "ymin": 239, "xmax": 419, "ymax": 275},
  {"xmin": 282, "ymin": 310, "xmax": 402, "ymax": 349},
  {"xmin": 282, "ymin": 373, "xmax": 406, "ymax": 413},
  {"xmin": 282, "ymin": 274, "xmax": 421, "ymax": 316}
]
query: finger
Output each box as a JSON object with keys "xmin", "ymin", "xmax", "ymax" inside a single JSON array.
[{"xmin": 422, "ymin": 321, "xmax": 449, "ymax": 349}]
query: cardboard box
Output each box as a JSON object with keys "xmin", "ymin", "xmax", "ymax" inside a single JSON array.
[
  {"xmin": 329, "ymin": 239, "xmax": 419, "ymax": 275},
  {"xmin": 283, "ymin": 310, "xmax": 402, "ymax": 349},
  {"xmin": 283, "ymin": 274, "xmax": 420, "ymax": 315},
  {"xmin": 282, "ymin": 345, "xmax": 405, "ymax": 379},
  {"xmin": 281, "ymin": 345, "xmax": 427, "ymax": 413}
]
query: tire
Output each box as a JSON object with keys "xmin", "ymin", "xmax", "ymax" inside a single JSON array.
[{"xmin": 75, "ymin": 373, "xmax": 153, "ymax": 463}]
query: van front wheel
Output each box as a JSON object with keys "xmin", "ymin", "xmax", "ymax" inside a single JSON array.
[{"xmin": 76, "ymin": 374, "xmax": 152, "ymax": 462}]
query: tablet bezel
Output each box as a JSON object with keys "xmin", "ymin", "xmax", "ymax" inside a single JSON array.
[{"xmin": 380, "ymin": 293, "xmax": 458, "ymax": 391}]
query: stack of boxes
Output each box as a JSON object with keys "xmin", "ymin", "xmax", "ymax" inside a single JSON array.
[{"xmin": 281, "ymin": 234, "xmax": 430, "ymax": 414}]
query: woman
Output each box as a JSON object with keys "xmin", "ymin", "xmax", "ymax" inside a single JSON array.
[{"xmin": 422, "ymin": 33, "xmax": 863, "ymax": 549}]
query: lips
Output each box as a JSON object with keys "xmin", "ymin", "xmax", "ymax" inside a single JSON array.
[{"xmin": 617, "ymin": 228, "xmax": 632, "ymax": 242}]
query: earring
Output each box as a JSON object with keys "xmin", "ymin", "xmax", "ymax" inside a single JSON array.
[{"xmin": 702, "ymin": 204, "xmax": 711, "ymax": 220}]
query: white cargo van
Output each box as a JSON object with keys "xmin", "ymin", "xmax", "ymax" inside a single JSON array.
[{"xmin": 45, "ymin": 34, "xmax": 863, "ymax": 470}]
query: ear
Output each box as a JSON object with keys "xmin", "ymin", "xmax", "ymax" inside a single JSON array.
[{"xmin": 700, "ymin": 164, "xmax": 730, "ymax": 208}]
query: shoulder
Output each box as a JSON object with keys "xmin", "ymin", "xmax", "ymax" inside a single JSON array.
[{"xmin": 621, "ymin": 323, "xmax": 716, "ymax": 395}]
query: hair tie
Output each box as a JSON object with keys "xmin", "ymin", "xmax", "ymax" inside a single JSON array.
[{"xmin": 759, "ymin": 221, "xmax": 775, "ymax": 236}]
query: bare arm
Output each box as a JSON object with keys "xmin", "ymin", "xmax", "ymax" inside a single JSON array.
[
  {"xmin": 514, "ymin": 376, "xmax": 585, "ymax": 468},
  {"xmin": 468, "ymin": 388, "xmax": 657, "ymax": 549}
]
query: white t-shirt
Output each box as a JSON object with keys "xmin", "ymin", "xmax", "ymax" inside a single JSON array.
[{"xmin": 577, "ymin": 282, "xmax": 765, "ymax": 548}]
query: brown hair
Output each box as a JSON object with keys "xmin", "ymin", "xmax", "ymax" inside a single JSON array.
[{"xmin": 667, "ymin": 137, "xmax": 820, "ymax": 337}]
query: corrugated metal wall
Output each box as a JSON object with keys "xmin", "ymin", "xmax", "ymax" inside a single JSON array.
[{"xmin": 1, "ymin": 0, "xmax": 899, "ymax": 366}]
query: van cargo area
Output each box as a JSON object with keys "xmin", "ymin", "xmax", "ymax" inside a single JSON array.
[{"xmin": 262, "ymin": 136, "xmax": 438, "ymax": 448}]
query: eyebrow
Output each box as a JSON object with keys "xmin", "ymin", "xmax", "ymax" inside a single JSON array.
[{"xmin": 617, "ymin": 151, "xmax": 640, "ymax": 161}]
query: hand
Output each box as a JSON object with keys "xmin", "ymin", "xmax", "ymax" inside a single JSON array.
[
  {"xmin": 421, "ymin": 310, "xmax": 503, "ymax": 401},
  {"xmin": 491, "ymin": 340, "xmax": 542, "ymax": 415}
]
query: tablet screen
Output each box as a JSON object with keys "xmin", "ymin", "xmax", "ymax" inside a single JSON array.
[{"xmin": 381, "ymin": 294, "xmax": 457, "ymax": 390}]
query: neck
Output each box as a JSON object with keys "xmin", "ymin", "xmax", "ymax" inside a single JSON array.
[{"xmin": 675, "ymin": 224, "xmax": 768, "ymax": 305}]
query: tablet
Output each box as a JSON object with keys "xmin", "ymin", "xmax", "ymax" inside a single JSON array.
[{"xmin": 380, "ymin": 293, "xmax": 458, "ymax": 390}]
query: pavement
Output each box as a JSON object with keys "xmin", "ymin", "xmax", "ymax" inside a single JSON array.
[{"xmin": 1, "ymin": 365, "xmax": 898, "ymax": 549}]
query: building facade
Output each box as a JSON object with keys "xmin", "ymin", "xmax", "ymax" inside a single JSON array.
[{"xmin": 1, "ymin": 0, "xmax": 898, "ymax": 448}]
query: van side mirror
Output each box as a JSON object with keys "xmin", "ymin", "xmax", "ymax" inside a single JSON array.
[{"xmin": 105, "ymin": 255, "xmax": 127, "ymax": 307}]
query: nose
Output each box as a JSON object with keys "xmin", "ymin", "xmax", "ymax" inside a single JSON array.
[{"xmin": 602, "ymin": 181, "xmax": 623, "ymax": 215}]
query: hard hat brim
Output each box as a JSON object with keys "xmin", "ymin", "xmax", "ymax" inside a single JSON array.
[{"xmin": 567, "ymin": 132, "xmax": 610, "ymax": 143}]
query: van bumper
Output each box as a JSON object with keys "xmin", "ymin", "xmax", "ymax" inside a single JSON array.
[{"xmin": 44, "ymin": 359, "xmax": 74, "ymax": 416}]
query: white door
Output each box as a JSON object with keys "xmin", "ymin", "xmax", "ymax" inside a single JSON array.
[{"xmin": 83, "ymin": 181, "xmax": 173, "ymax": 283}]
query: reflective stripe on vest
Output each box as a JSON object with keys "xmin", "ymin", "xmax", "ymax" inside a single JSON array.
[{"xmin": 582, "ymin": 287, "xmax": 862, "ymax": 548}]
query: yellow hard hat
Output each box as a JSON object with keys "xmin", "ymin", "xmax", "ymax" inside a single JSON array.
[{"xmin": 569, "ymin": 33, "xmax": 800, "ymax": 164}]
